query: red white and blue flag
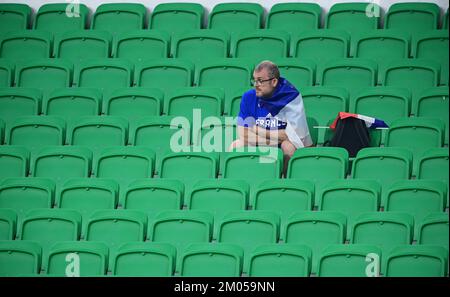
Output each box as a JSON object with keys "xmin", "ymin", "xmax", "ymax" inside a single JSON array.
[{"xmin": 330, "ymin": 112, "xmax": 389, "ymax": 130}]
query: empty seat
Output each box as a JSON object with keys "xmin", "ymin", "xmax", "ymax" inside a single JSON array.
[
  {"xmin": 34, "ymin": 3, "xmax": 89, "ymax": 35},
  {"xmin": 266, "ymin": 3, "xmax": 321, "ymax": 34},
  {"xmin": 91, "ymin": 3, "xmax": 147, "ymax": 37},
  {"xmin": 149, "ymin": 3, "xmax": 204, "ymax": 35},
  {"xmin": 166, "ymin": 87, "xmax": 224, "ymax": 119},
  {"xmin": 192, "ymin": 117, "xmax": 238, "ymax": 153},
  {"xmin": 231, "ymin": 30, "xmax": 290, "ymax": 61},
  {"xmin": 5, "ymin": 116, "xmax": 66, "ymax": 153},
  {"xmin": 54, "ymin": 30, "xmax": 112, "ymax": 63},
  {"xmin": 326, "ymin": 2, "xmax": 380, "ymax": 35},
  {"xmin": 171, "ymin": 30, "xmax": 228, "ymax": 63},
  {"xmin": 0, "ymin": 241, "xmax": 41, "ymax": 277},
  {"xmin": 112, "ymin": 242, "xmax": 176, "ymax": 276},
  {"xmin": 0, "ymin": 3, "xmax": 31, "ymax": 34},
  {"xmin": 385, "ymin": 3, "xmax": 440, "ymax": 34},
  {"xmin": 0, "ymin": 31, "xmax": 52, "ymax": 62},
  {"xmin": 224, "ymin": 88, "xmax": 247, "ymax": 117},
  {"xmin": 0, "ymin": 146, "xmax": 29, "ymax": 181},
  {"xmin": 43, "ymin": 88, "xmax": 102, "ymax": 125},
  {"xmin": 417, "ymin": 213, "xmax": 449, "ymax": 250},
  {"xmin": 0, "ymin": 59, "xmax": 14, "ymax": 87},
  {"xmin": 283, "ymin": 211, "xmax": 347, "ymax": 273},
  {"xmin": 416, "ymin": 148, "xmax": 449, "ymax": 190},
  {"xmin": 249, "ymin": 244, "xmax": 312, "ymax": 277},
  {"xmin": 103, "ymin": 88, "xmax": 163, "ymax": 124},
  {"xmin": 385, "ymin": 245, "xmax": 448, "ymax": 277},
  {"xmin": 134, "ymin": 59, "xmax": 193, "ymax": 93},
  {"xmin": 0, "ymin": 209, "xmax": 17, "ymax": 240},
  {"xmin": 317, "ymin": 244, "xmax": 382, "ymax": 277},
  {"xmin": 113, "ymin": 31, "xmax": 170, "ymax": 63},
  {"xmin": 159, "ymin": 152, "xmax": 218, "ymax": 183},
  {"xmin": 273, "ymin": 58, "xmax": 315, "ymax": 90},
  {"xmin": 0, "ymin": 88, "xmax": 42, "ymax": 127},
  {"xmin": 67, "ymin": 116, "xmax": 128, "ymax": 155},
  {"xmin": 444, "ymin": 8, "xmax": 449, "ymax": 29},
  {"xmin": 290, "ymin": 30, "xmax": 349, "ymax": 64},
  {"xmin": 46, "ymin": 241, "xmax": 108, "ymax": 276},
  {"xmin": 180, "ymin": 243, "xmax": 243, "ymax": 277},
  {"xmin": 208, "ymin": 3, "xmax": 264, "ymax": 35}
]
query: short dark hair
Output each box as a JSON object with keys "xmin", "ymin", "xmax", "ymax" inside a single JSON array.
[{"xmin": 254, "ymin": 60, "xmax": 280, "ymax": 79}]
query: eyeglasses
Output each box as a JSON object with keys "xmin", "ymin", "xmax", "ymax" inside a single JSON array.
[{"xmin": 251, "ymin": 77, "xmax": 275, "ymax": 86}]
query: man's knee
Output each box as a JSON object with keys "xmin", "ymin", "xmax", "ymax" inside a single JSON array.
[{"xmin": 281, "ymin": 140, "xmax": 296, "ymax": 157}]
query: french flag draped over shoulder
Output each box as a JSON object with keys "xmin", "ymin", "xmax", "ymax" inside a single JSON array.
[{"xmin": 330, "ymin": 112, "xmax": 389, "ymax": 130}]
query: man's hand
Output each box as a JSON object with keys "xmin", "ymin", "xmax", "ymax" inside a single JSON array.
[
  {"xmin": 238, "ymin": 126, "xmax": 289, "ymax": 146},
  {"xmin": 253, "ymin": 126, "xmax": 289, "ymax": 144}
]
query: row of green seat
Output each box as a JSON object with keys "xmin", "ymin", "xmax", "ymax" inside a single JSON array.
[
  {"xmin": 0, "ymin": 240, "xmax": 447, "ymax": 277},
  {"xmin": 1, "ymin": 2, "xmax": 448, "ymax": 37},
  {"xmin": 0, "ymin": 208, "xmax": 448, "ymax": 274}
]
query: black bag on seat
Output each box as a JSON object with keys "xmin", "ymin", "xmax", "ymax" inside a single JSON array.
[{"xmin": 327, "ymin": 116, "xmax": 370, "ymax": 157}]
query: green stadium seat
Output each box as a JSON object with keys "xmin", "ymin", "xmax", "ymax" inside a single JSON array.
[
  {"xmin": 122, "ymin": 179, "xmax": 183, "ymax": 214},
  {"xmin": 171, "ymin": 30, "xmax": 229, "ymax": 63},
  {"xmin": 224, "ymin": 89, "xmax": 247, "ymax": 117},
  {"xmin": 300, "ymin": 86, "xmax": 349, "ymax": 145},
  {"xmin": 0, "ymin": 241, "xmax": 41, "ymax": 277},
  {"xmin": 417, "ymin": 148, "xmax": 449, "ymax": 192},
  {"xmin": 283, "ymin": 211, "xmax": 347, "ymax": 273},
  {"xmin": 43, "ymin": 88, "xmax": 102, "ymax": 126},
  {"xmin": 113, "ymin": 30, "xmax": 170, "ymax": 63},
  {"xmin": 149, "ymin": 3, "xmax": 204, "ymax": 35},
  {"xmin": 266, "ymin": 3, "xmax": 321, "ymax": 34},
  {"xmin": 0, "ymin": 119, "xmax": 3, "ymax": 144},
  {"xmin": 5, "ymin": 116, "xmax": 66, "ymax": 153},
  {"xmin": 134, "ymin": 59, "xmax": 194, "ymax": 94},
  {"xmin": 0, "ymin": 59, "xmax": 14, "ymax": 87},
  {"xmin": 326, "ymin": 2, "xmax": 380, "ymax": 35},
  {"xmin": 444, "ymin": 8, "xmax": 449, "ymax": 30},
  {"xmin": 54, "ymin": 30, "xmax": 112, "ymax": 63},
  {"xmin": 191, "ymin": 117, "xmax": 238, "ymax": 153},
  {"xmin": 0, "ymin": 88, "xmax": 42, "ymax": 127},
  {"xmin": 91, "ymin": 3, "xmax": 147, "ymax": 37},
  {"xmin": 248, "ymin": 244, "xmax": 312, "ymax": 277},
  {"xmin": 0, "ymin": 178, "xmax": 54, "ymax": 225},
  {"xmin": 67, "ymin": 116, "xmax": 128, "ymax": 155},
  {"xmin": 217, "ymin": 211, "xmax": 279, "ymax": 273},
  {"xmin": 385, "ymin": 245, "xmax": 448, "ymax": 277},
  {"xmin": 103, "ymin": 88, "xmax": 164, "ymax": 124},
  {"xmin": 231, "ymin": 30, "xmax": 290, "ymax": 61},
  {"xmin": 0, "ymin": 146, "xmax": 29, "ymax": 181},
  {"xmin": 417, "ymin": 213, "xmax": 449, "ymax": 250},
  {"xmin": 180, "ymin": 243, "xmax": 243, "ymax": 277},
  {"xmin": 385, "ymin": 180, "xmax": 447, "ymax": 239},
  {"xmin": 0, "ymin": 209, "xmax": 17, "ymax": 240},
  {"xmin": 385, "ymin": 3, "xmax": 440, "ymax": 33},
  {"xmin": 166, "ymin": 87, "xmax": 223, "ymax": 119},
  {"xmin": 0, "ymin": 3, "xmax": 31, "ymax": 34},
  {"xmin": 0, "ymin": 30, "xmax": 52, "ymax": 62},
  {"xmin": 208, "ymin": 3, "xmax": 264, "ymax": 35},
  {"xmin": 46, "ymin": 241, "xmax": 108, "ymax": 276},
  {"xmin": 112, "ymin": 242, "xmax": 176, "ymax": 276},
  {"xmin": 273, "ymin": 58, "xmax": 315, "ymax": 90},
  {"xmin": 317, "ymin": 244, "xmax": 382, "ymax": 277},
  {"xmin": 34, "ymin": 3, "xmax": 89, "ymax": 35},
  {"xmin": 290, "ymin": 30, "xmax": 349, "ymax": 64}
]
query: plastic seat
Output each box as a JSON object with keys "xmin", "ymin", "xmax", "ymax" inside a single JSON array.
[
  {"xmin": 0, "ymin": 146, "xmax": 29, "ymax": 181},
  {"xmin": 283, "ymin": 211, "xmax": 347, "ymax": 273},
  {"xmin": 180, "ymin": 243, "xmax": 243, "ymax": 277},
  {"xmin": 5, "ymin": 116, "xmax": 66, "ymax": 153},
  {"xmin": 266, "ymin": 3, "xmax": 321, "ymax": 34},
  {"xmin": 0, "ymin": 88, "xmax": 42, "ymax": 127},
  {"xmin": 385, "ymin": 3, "xmax": 440, "ymax": 34},
  {"xmin": 149, "ymin": 3, "xmax": 204, "ymax": 35},
  {"xmin": 272, "ymin": 58, "xmax": 315, "ymax": 90},
  {"xmin": 34, "ymin": 3, "xmax": 89, "ymax": 35},
  {"xmin": 0, "ymin": 241, "xmax": 41, "ymax": 277},
  {"xmin": 54, "ymin": 30, "xmax": 112, "ymax": 63},
  {"xmin": 317, "ymin": 244, "xmax": 382, "ymax": 277},
  {"xmin": 0, "ymin": 3, "xmax": 31, "ymax": 34},
  {"xmin": 417, "ymin": 213, "xmax": 449, "ymax": 250},
  {"xmin": 159, "ymin": 152, "xmax": 218, "ymax": 183},
  {"xmin": 171, "ymin": 30, "xmax": 229, "ymax": 63},
  {"xmin": 46, "ymin": 241, "xmax": 108, "ymax": 276},
  {"xmin": 224, "ymin": 88, "xmax": 247, "ymax": 117},
  {"xmin": 416, "ymin": 148, "xmax": 449, "ymax": 191},
  {"xmin": 326, "ymin": 2, "xmax": 380, "ymax": 35},
  {"xmin": 191, "ymin": 117, "xmax": 238, "ymax": 153},
  {"xmin": 166, "ymin": 87, "xmax": 223, "ymax": 119},
  {"xmin": 290, "ymin": 30, "xmax": 349, "ymax": 64},
  {"xmin": 0, "ymin": 31, "xmax": 52, "ymax": 62},
  {"xmin": 443, "ymin": 8, "xmax": 449, "ymax": 30},
  {"xmin": 208, "ymin": 3, "xmax": 264, "ymax": 35},
  {"xmin": 300, "ymin": 87, "xmax": 349, "ymax": 144},
  {"xmin": 91, "ymin": 3, "xmax": 147, "ymax": 37},
  {"xmin": 112, "ymin": 242, "xmax": 176, "ymax": 276},
  {"xmin": 385, "ymin": 245, "xmax": 448, "ymax": 277},
  {"xmin": 134, "ymin": 59, "xmax": 193, "ymax": 94},
  {"xmin": 113, "ymin": 31, "xmax": 170, "ymax": 63},
  {"xmin": 231, "ymin": 30, "xmax": 290, "ymax": 61},
  {"xmin": 0, "ymin": 59, "xmax": 14, "ymax": 87},
  {"xmin": 0, "ymin": 209, "xmax": 17, "ymax": 240}
]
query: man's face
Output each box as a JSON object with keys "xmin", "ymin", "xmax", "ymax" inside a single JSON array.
[{"xmin": 253, "ymin": 69, "xmax": 278, "ymax": 98}]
